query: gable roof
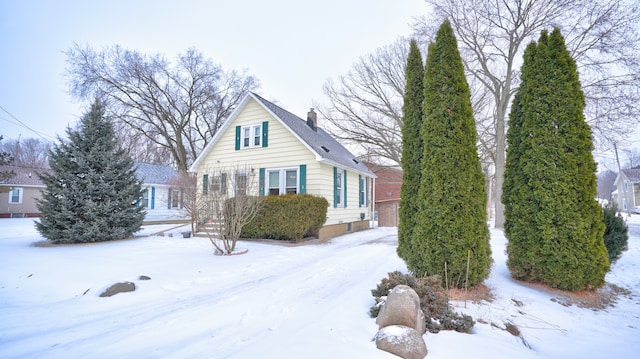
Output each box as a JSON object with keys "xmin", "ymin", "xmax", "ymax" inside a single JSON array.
[
  {"xmin": 191, "ymin": 92, "xmax": 374, "ymax": 177},
  {"xmin": 0, "ymin": 165, "xmax": 50, "ymax": 187},
  {"xmin": 619, "ymin": 168, "xmax": 640, "ymax": 183},
  {"xmin": 135, "ymin": 162, "xmax": 179, "ymax": 185}
]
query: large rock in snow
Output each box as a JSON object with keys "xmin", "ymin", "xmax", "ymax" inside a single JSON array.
[
  {"xmin": 376, "ymin": 284, "xmax": 426, "ymax": 334},
  {"xmin": 99, "ymin": 282, "xmax": 136, "ymax": 297},
  {"xmin": 375, "ymin": 325, "xmax": 427, "ymax": 359}
]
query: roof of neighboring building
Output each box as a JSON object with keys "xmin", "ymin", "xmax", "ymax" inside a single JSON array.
[
  {"xmin": 191, "ymin": 92, "xmax": 375, "ymax": 177},
  {"xmin": 0, "ymin": 163, "xmax": 178, "ymax": 187},
  {"xmin": 0, "ymin": 165, "xmax": 49, "ymax": 187},
  {"xmin": 621, "ymin": 168, "xmax": 640, "ymax": 183},
  {"xmin": 135, "ymin": 162, "xmax": 179, "ymax": 185}
]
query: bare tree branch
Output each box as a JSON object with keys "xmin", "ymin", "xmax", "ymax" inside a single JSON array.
[{"xmin": 65, "ymin": 45, "xmax": 259, "ymax": 171}]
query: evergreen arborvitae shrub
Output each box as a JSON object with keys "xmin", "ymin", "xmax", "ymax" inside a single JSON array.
[
  {"xmin": 398, "ymin": 39, "xmax": 425, "ymax": 260},
  {"xmin": 370, "ymin": 271, "xmax": 475, "ymax": 333},
  {"xmin": 36, "ymin": 100, "xmax": 145, "ymax": 244},
  {"xmin": 503, "ymin": 29, "xmax": 609, "ymax": 291},
  {"xmin": 603, "ymin": 205, "xmax": 628, "ymax": 265},
  {"xmin": 241, "ymin": 194, "xmax": 328, "ymax": 240},
  {"xmin": 407, "ymin": 21, "xmax": 492, "ymax": 288}
]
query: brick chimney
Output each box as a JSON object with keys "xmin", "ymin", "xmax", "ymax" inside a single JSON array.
[{"xmin": 307, "ymin": 108, "xmax": 317, "ymax": 131}]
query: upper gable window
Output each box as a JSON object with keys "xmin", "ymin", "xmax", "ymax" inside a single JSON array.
[
  {"xmin": 236, "ymin": 122, "xmax": 268, "ymax": 150},
  {"xmin": 242, "ymin": 124, "xmax": 262, "ymax": 148}
]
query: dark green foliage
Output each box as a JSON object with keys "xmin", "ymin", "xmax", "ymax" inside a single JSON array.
[
  {"xmin": 398, "ymin": 39, "xmax": 425, "ymax": 260},
  {"xmin": 503, "ymin": 29, "xmax": 609, "ymax": 291},
  {"xmin": 0, "ymin": 135, "xmax": 16, "ymax": 182},
  {"xmin": 602, "ymin": 205, "xmax": 628, "ymax": 264},
  {"xmin": 35, "ymin": 100, "xmax": 144, "ymax": 244},
  {"xmin": 370, "ymin": 271, "xmax": 475, "ymax": 333},
  {"xmin": 407, "ymin": 21, "xmax": 492, "ymax": 288},
  {"xmin": 242, "ymin": 194, "xmax": 328, "ymax": 241}
]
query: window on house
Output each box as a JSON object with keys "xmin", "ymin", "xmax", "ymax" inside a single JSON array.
[
  {"xmin": 170, "ymin": 189, "xmax": 181, "ymax": 209},
  {"xmin": 140, "ymin": 189, "xmax": 149, "ymax": 208},
  {"xmin": 235, "ymin": 172, "xmax": 248, "ymax": 196},
  {"xmin": 624, "ymin": 180, "xmax": 629, "ymax": 192},
  {"xmin": 267, "ymin": 168, "xmax": 299, "ymax": 195},
  {"xmin": 623, "ymin": 198, "xmax": 628, "ymax": 210},
  {"xmin": 241, "ymin": 124, "xmax": 262, "ymax": 149},
  {"xmin": 9, "ymin": 188, "xmax": 22, "ymax": 204}
]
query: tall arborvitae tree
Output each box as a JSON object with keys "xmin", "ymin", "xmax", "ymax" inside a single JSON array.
[
  {"xmin": 398, "ymin": 39, "xmax": 425, "ymax": 260},
  {"xmin": 503, "ymin": 29, "xmax": 609, "ymax": 291},
  {"xmin": 408, "ymin": 21, "xmax": 492, "ymax": 288},
  {"xmin": 36, "ymin": 100, "xmax": 145, "ymax": 244}
]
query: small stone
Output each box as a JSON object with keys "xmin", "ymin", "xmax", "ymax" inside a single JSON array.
[
  {"xmin": 139, "ymin": 275, "xmax": 151, "ymax": 280},
  {"xmin": 99, "ymin": 282, "xmax": 136, "ymax": 297}
]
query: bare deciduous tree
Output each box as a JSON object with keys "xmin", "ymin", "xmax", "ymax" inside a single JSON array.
[
  {"xmin": 414, "ymin": 0, "xmax": 640, "ymax": 227},
  {"xmin": 315, "ymin": 38, "xmax": 410, "ymax": 165},
  {"xmin": 597, "ymin": 169, "xmax": 617, "ymax": 201},
  {"xmin": 0, "ymin": 137, "xmax": 51, "ymax": 168},
  {"xmin": 622, "ymin": 148, "xmax": 640, "ymax": 169},
  {"xmin": 168, "ymin": 172, "xmax": 207, "ymax": 235},
  {"xmin": 199, "ymin": 166, "xmax": 263, "ymax": 255},
  {"xmin": 65, "ymin": 45, "xmax": 260, "ymax": 172}
]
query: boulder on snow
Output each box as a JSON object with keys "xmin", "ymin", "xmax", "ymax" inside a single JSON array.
[
  {"xmin": 376, "ymin": 284, "xmax": 426, "ymax": 334},
  {"xmin": 99, "ymin": 282, "xmax": 136, "ymax": 297},
  {"xmin": 139, "ymin": 275, "xmax": 151, "ymax": 280},
  {"xmin": 375, "ymin": 325, "xmax": 427, "ymax": 359}
]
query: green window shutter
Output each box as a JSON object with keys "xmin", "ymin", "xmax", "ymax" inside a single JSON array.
[
  {"xmin": 358, "ymin": 175, "xmax": 363, "ymax": 208},
  {"xmin": 344, "ymin": 170, "xmax": 347, "ymax": 208},
  {"xmin": 221, "ymin": 173, "xmax": 227, "ymax": 194},
  {"xmin": 203, "ymin": 174, "xmax": 208, "ymax": 195},
  {"xmin": 235, "ymin": 125, "xmax": 241, "ymax": 150},
  {"xmin": 299, "ymin": 164, "xmax": 307, "ymax": 194},
  {"xmin": 259, "ymin": 168, "xmax": 265, "ymax": 196},
  {"xmin": 151, "ymin": 187, "xmax": 155, "ymax": 209},
  {"xmin": 262, "ymin": 121, "xmax": 269, "ymax": 147},
  {"xmin": 366, "ymin": 177, "xmax": 370, "ymax": 206},
  {"xmin": 333, "ymin": 167, "xmax": 338, "ymax": 208}
]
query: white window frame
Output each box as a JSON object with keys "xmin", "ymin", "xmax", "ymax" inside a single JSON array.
[
  {"xmin": 170, "ymin": 189, "xmax": 181, "ymax": 209},
  {"xmin": 267, "ymin": 168, "xmax": 299, "ymax": 195},
  {"xmin": 241, "ymin": 124, "xmax": 262, "ymax": 149},
  {"xmin": 336, "ymin": 169, "xmax": 344, "ymax": 207},
  {"xmin": 140, "ymin": 189, "xmax": 149, "ymax": 208},
  {"xmin": 9, "ymin": 188, "xmax": 23, "ymax": 204},
  {"xmin": 624, "ymin": 180, "xmax": 629, "ymax": 192}
]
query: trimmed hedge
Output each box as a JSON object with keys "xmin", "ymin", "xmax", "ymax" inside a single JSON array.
[{"xmin": 241, "ymin": 194, "xmax": 328, "ymax": 241}]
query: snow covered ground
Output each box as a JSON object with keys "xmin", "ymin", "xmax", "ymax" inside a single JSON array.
[{"xmin": 0, "ymin": 217, "xmax": 638, "ymax": 358}]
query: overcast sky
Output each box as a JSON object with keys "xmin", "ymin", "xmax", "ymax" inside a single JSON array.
[{"xmin": 0, "ymin": 0, "xmax": 429, "ymax": 141}]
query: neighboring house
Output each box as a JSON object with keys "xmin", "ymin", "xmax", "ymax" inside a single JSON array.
[
  {"xmin": 0, "ymin": 163, "xmax": 188, "ymax": 223},
  {"xmin": 189, "ymin": 92, "xmax": 376, "ymax": 239},
  {"xmin": 369, "ymin": 163, "xmax": 402, "ymax": 227},
  {"xmin": 612, "ymin": 168, "xmax": 640, "ymax": 211},
  {"xmin": 0, "ymin": 165, "xmax": 47, "ymax": 218},
  {"xmin": 135, "ymin": 162, "xmax": 189, "ymax": 223}
]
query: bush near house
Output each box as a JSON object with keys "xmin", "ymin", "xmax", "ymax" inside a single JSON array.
[
  {"xmin": 242, "ymin": 194, "xmax": 328, "ymax": 241},
  {"xmin": 603, "ymin": 205, "xmax": 629, "ymax": 265},
  {"xmin": 370, "ymin": 271, "xmax": 475, "ymax": 333}
]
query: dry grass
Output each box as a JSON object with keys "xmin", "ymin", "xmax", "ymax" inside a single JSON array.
[
  {"xmin": 515, "ymin": 280, "xmax": 632, "ymax": 310},
  {"xmin": 448, "ymin": 283, "xmax": 495, "ymax": 303}
]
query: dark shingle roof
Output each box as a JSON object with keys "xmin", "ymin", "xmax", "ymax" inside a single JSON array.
[
  {"xmin": 0, "ymin": 163, "xmax": 179, "ymax": 187},
  {"xmin": 252, "ymin": 93, "xmax": 374, "ymax": 176},
  {"xmin": 135, "ymin": 162, "xmax": 179, "ymax": 185},
  {"xmin": 0, "ymin": 165, "xmax": 49, "ymax": 186}
]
